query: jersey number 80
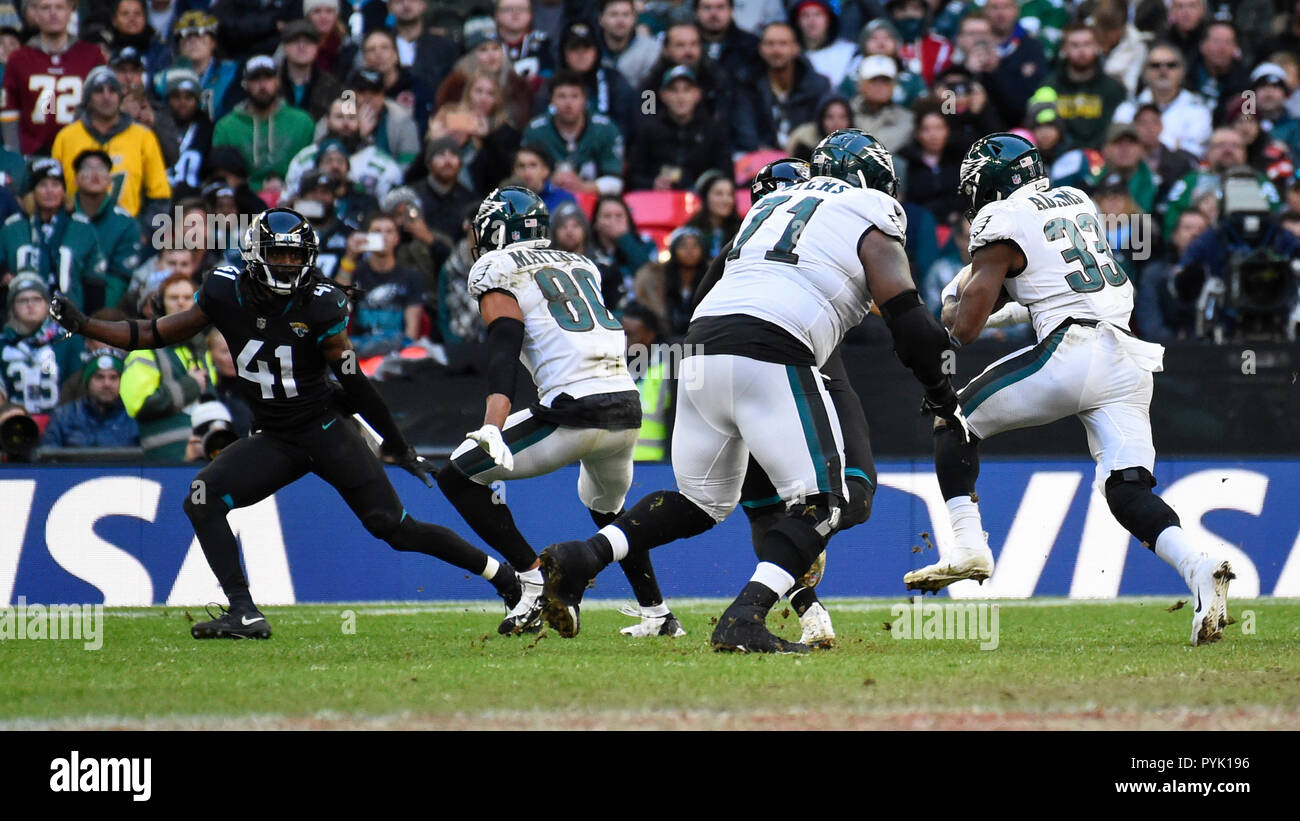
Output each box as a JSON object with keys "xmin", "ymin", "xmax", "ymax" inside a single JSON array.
[{"xmin": 533, "ymin": 266, "xmax": 621, "ymax": 332}]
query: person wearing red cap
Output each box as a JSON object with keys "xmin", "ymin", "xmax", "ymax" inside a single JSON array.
[{"xmin": 790, "ymin": 0, "xmax": 856, "ymax": 88}]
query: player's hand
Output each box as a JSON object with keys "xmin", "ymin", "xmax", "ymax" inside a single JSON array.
[
  {"xmin": 383, "ymin": 444, "xmax": 435, "ymax": 488},
  {"xmin": 49, "ymin": 291, "xmax": 88, "ymax": 335},
  {"xmin": 463, "ymin": 424, "xmax": 513, "ymax": 471},
  {"xmin": 920, "ymin": 383, "xmax": 972, "ymax": 442}
]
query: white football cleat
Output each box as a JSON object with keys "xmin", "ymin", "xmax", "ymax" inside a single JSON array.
[
  {"xmin": 903, "ymin": 546, "xmax": 994, "ymax": 594},
  {"xmin": 1188, "ymin": 556, "xmax": 1235, "ymax": 646},
  {"xmin": 498, "ymin": 573, "xmax": 545, "ymax": 635},
  {"xmin": 798, "ymin": 602, "xmax": 835, "ymax": 649},
  {"xmin": 617, "ymin": 604, "xmax": 686, "ymax": 637}
]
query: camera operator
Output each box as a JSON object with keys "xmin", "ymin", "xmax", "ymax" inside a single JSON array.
[
  {"xmin": 1177, "ymin": 167, "xmax": 1300, "ymax": 342},
  {"xmin": 185, "ymin": 400, "xmax": 237, "ymax": 462},
  {"xmin": 1135, "ymin": 209, "xmax": 1213, "ymax": 341},
  {"xmin": 41, "ymin": 350, "xmax": 140, "ymax": 449},
  {"xmin": 0, "ymin": 400, "xmax": 39, "ymax": 462}
]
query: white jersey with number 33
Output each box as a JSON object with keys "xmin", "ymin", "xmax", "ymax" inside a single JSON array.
[
  {"xmin": 968, "ymin": 185, "xmax": 1134, "ymax": 342},
  {"xmin": 467, "ymin": 241, "xmax": 634, "ymax": 405},
  {"xmin": 692, "ymin": 177, "xmax": 907, "ymax": 365}
]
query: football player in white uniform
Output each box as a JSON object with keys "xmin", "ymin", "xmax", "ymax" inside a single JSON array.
[
  {"xmin": 436, "ymin": 187, "xmax": 682, "ymax": 637},
  {"xmin": 537, "ymin": 130, "xmax": 965, "ymax": 653},
  {"xmin": 905, "ymin": 132, "xmax": 1235, "ymax": 646}
]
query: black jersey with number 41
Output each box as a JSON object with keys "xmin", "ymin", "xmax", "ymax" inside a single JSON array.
[{"xmin": 196, "ymin": 266, "xmax": 350, "ymax": 431}]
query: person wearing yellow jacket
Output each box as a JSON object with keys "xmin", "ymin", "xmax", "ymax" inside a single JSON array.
[{"xmin": 120, "ymin": 272, "xmax": 215, "ymax": 461}]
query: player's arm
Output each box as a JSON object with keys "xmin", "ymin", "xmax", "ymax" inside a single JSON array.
[
  {"xmin": 948, "ymin": 242, "xmax": 1022, "ymax": 345},
  {"xmin": 689, "ymin": 238, "xmax": 732, "ymax": 313},
  {"xmin": 478, "ymin": 290, "xmax": 524, "ymax": 429},
  {"xmin": 49, "ymin": 292, "xmax": 210, "ymax": 349},
  {"xmin": 320, "ymin": 329, "xmax": 432, "ymax": 486},
  {"xmin": 858, "ymin": 229, "xmax": 965, "ymax": 432}
]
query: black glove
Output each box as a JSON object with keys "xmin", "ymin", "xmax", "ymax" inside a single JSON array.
[
  {"xmin": 382, "ymin": 444, "xmax": 435, "ymax": 488},
  {"xmin": 920, "ymin": 381, "xmax": 972, "ymax": 442},
  {"xmin": 49, "ymin": 291, "xmax": 88, "ymax": 335}
]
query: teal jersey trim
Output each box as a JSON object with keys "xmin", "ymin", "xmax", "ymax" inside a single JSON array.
[
  {"xmin": 786, "ymin": 366, "xmax": 831, "ymax": 495},
  {"xmin": 962, "ymin": 328, "xmax": 1068, "ymax": 416}
]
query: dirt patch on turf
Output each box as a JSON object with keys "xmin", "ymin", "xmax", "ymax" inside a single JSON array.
[{"xmin": 11, "ymin": 708, "xmax": 1300, "ymax": 731}]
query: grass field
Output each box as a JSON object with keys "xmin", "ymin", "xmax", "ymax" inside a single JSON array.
[{"xmin": 3, "ymin": 598, "xmax": 1298, "ymax": 730}]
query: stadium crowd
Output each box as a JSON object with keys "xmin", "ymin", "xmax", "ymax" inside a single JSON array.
[{"xmin": 1, "ymin": 0, "xmax": 1299, "ymax": 462}]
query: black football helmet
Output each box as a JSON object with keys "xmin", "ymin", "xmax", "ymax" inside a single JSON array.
[
  {"xmin": 471, "ymin": 186, "xmax": 550, "ymax": 260},
  {"xmin": 751, "ymin": 157, "xmax": 811, "ymax": 204},
  {"xmin": 810, "ymin": 129, "xmax": 898, "ymax": 197},
  {"xmin": 242, "ymin": 207, "xmax": 319, "ymax": 295},
  {"xmin": 958, "ymin": 132, "xmax": 1049, "ymax": 220}
]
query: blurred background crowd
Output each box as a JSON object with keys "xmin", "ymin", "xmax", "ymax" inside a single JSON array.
[{"xmin": 1, "ymin": 0, "xmax": 1298, "ymax": 463}]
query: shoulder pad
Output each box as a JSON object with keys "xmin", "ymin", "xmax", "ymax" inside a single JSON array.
[
  {"xmin": 968, "ymin": 200, "xmax": 1021, "ymax": 252},
  {"xmin": 467, "ymin": 251, "xmax": 519, "ymax": 299}
]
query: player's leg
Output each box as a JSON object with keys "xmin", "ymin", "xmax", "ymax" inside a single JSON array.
[
  {"xmin": 712, "ymin": 361, "xmax": 846, "ymax": 653},
  {"xmin": 183, "ymin": 432, "xmax": 309, "ymax": 638},
  {"xmin": 539, "ymin": 354, "xmax": 745, "ymax": 638},
  {"xmin": 907, "ymin": 326, "xmax": 1081, "ymax": 592},
  {"xmin": 1079, "ymin": 356, "xmax": 1234, "ymax": 645},
  {"xmin": 578, "ymin": 428, "xmax": 686, "ymax": 637},
  {"xmin": 311, "ymin": 415, "xmax": 521, "ymax": 608}
]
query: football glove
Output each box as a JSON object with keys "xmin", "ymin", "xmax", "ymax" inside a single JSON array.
[
  {"xmin": 462, "ymin": 424, "xmax": 513, "ymax": 471},
  {"xmin": 49, "ymin": 291, "xmax": 88, "ymax": 335},
  {"xmin": 383, "ymin": 444, "xmax": 435, "ymax": 488},
  {"xmin": 920, "ymin": 382, "xmax": 972, "ymax": 443}
]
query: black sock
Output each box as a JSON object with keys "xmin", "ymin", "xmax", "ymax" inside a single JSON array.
[
  {"xmin": 935, "ymin": 424, "xmax": 981, "ymax": 501},
  {"xmin": 605, "ymin": 490, "xmax": 715, "ymax": 555},
  {"xmin": 227, "ymin": 590, "xmax": 255, "ymax": 612},
  {"xmin": 589, "ymin": 508, "xmax": 619, "ymax": 529},
  {"xmin": 789, "ymin": 586, "xmax": 819, "ymax": 616},
  {"xmin": 437, "ymin": 466, "xmax": 537, "ymax": 571},
  {"xmin": 489, "ymin": 562, "xmax": 516, "ymax": 594},
  {"xmin": 618, "ymin": 551, "xmax": 665, "ymax": 608},
  {"xmin": 733, "ymin": 580, "xmax": 779, "ymax": 612},
  {"xmin": 185, "ymin": 497, "xmax": 253, "ymax": 606},
  {"xmin": 386, "ymin": 516, "xmax": 492, "ymax": 575}
]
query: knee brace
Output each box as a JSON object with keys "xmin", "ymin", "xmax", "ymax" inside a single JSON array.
[
  {"xmin": 835, "ymin": 475, "xmax": 874, "ymax": 532},
  {"xmin": 782, "ymin": 494, "xmax": 842, "ymax": 552},
  {"xmin": 1104, "ymin": 467, "xmax": 1180, "ymax": 547},
  {"xmin": 934, "ymin": 422, "xmax": 981, "ymax": 500}
]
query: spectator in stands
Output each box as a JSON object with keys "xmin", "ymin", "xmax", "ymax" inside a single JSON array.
[
  {"xmin": 306, "ymin": 0, "xmax": 358, "ymax": 80},
  {"xmin": 1164, "ymin": 127, "xmax": 1280, "ymax": 235},
  {"xmin": 1092, "ymin": 174, "xmax": 1141, "ymax": 281},
  {"xmin": 733, "ymin": 0, "xmax": 787, "ymax": 36},
  {"xmin": 627, "ymin": 65, "xmax": 732, "ymax": 192},
  {"xmin": 201, "ymin": 147, "xmax": 268, "ymax": 219},
  {"xmin": 72, "ymin": 149, "xmax": 143, "ymax": 314},
  {"xmin": 382, "ymin": 185, "xmax": 441, "ymax": 299},
  {"xmin": 791, "ymin": 0, "xmax": 856, "ymax": 88},
  {"xmin": 1165, "ymin": 0, "xmax": 1208, "ymax": 65},
  {"xmin": 157, "ymin": 70, "xmax": 213, "ymax": 196},
  {"xmin": 313, "ymin": 146, "xmax": 381, "ymax": 223},
  {"xmin": 437, "ymin": 25, "xmax": 533, "ymax": 132},
  {"xmin": 522, "ymin": 71, "xmax": 624, "ymax": 196},
  {"xmin": 109, "ymin": 0, "xmax": 167, "ymax": 75},
  {"xmin": 1086, "ymin": 122, "xmax": 1158, "ymax": 214},
  {"xmin": 901, "ymin": 99, "xmax": 962, "ymax": 226},
  {"xmin": 1133, "ymin": 209, "xmax": 1212, "ymax": 340},
  {"xmin": 336, "ymin": 212, "xmax": 427, "ymax": 359},
  {"xmin": 289, "ymin": 172, "xmax": 349, "ymax": 278},
  {"xmin": 204, "ymin": 329, "xmax": 252, "ymax": 435},
  {"xmin": 437, "ymin": 202, "xmax": 486, "ymax": 346},
  {"xmin": 109, "ymin": 45, "xmax": 148, "ymax": 95},
  {"xmin": 602, "ymin": 0, "xmax": 662, "ymax": 89},
  {"xmin": 452, "ymin": 69, "xmax": 525, "ymax": 193},
  {"xmin": 414, "ymin": 137, "xmax": 478, "ymax": 249},
  {"xmin": 886, "ymin": 0, "xmax": 952, "ymax": 86},
  {"xmin": 640, "ymin": 22, "xmax": 741, "ymax": 150},
  {"xmin": 1094, "ymin": 0, "xmax": 1147, "ymax": 97},
  {"xmin": 697, "ymin": 0, "xmax": 760, "ymax": 89},
  {"xmin": 1, "ymin": 0, "xmax": 105, "ymax": 155},
  {"xmin": 851, "ymin": 55, "xmax": 915, "ymax": 157},
  {"xmin": 1190, "ymin": 21, "xmax": 1250, "ymax": 118},
  {"xmin": 0, "ymin": 160, "xmax": 105, "ymax": 312},
  {"xmin": 542, "ymin": 21, "xmax": 637, "ymax": 144},
  {"xmin": 52, "ymin": 67, "xmax": 172, "ymax": 224},
  {"xmin": 1227, "ymin": 97, "xmax": 1294, "ymax": 185},
  {"xmin": 211, "ymin": 0, "xmax": 292, "ymax": 61},
  {"xmin": 288, "ymin": 102, "xmax": 404, "ymax": 200},
  {"xmin": 494, "ymin": 0, "xmax": 554, "ymax": 87},
  {"xmin": 1114, "ymin": 42, "xmax": 1212, "ymax": 157},
  {"xmin": 344, "ymin": 67, "xmax": 421, "ymax": 167},
  {"xmin": 550, "ymin": 200, "xmax": 593, "ymax": 255},
  {"xmin": 1133, "ymin": 102, "xmax": 1197, "ymax": 205},
  {"xmin": 279, "ymin": 19, "xmax": 342, "ymax": 122},
  {"xmin": 1033, "ymin": 23, "xmax": 1125, "ymax": 151},
  {"xmin": 363, "ymin": 28, "xmax": 434, "ymax": 127},
  {"xmin": 1248, "ymin": 63, "xmax": 1300, "ymax": 159},
  {"xmin": 633, "ymin": 225, "xmax": 708, "ymax": 337},
  {"xmin": 511, "ymin": 143, "xmax": 577, "ymax": 213},
  {"xmin": 41, "ymin": 349, "xmax": 140, "ymax": 449},
  {"xmin": 746, "ymin": 21, "xmax": 830, "ymax": 151},
  {"xmin": 390, "ymin": 0, "xmax": 458, "ymax": 97},
  {"xmin": 166, "ymin": 10, "xmax": 240, "ymax": 122},
  {"xmin": 685, "ymin": 170, "xmax": 741, "ymax": 258},
  {"xmin": 841, "ymin": 18, "xmax": 926, "ymax": 105},
  {"xmin": 590, "ymin": 194, "xmax": 655, "ymax": 312},
  {"xmin": 922, "ymin": 214, "xmax": 969, "ymax": 311},
  {"xmin": 930, "ymin": 64, "xmax": 1004, "ymax": 149},
  {"xmin": 980, "ymin": 0, "xmax": 1048, "ymax": 128},
  {"xmin": 622, "ymin": 301, "xmax": 673, "ymax": 461},
  {"xmin": 211, "ymin": 56, "xmax": 316, "ymax": 194},
  {"xmin": 0, "ymin": 274, "xmax": 80, "ymax": 420},
  {"xmin": 787, "ymin": 95, "xmax": 852, "ymax": 160}
]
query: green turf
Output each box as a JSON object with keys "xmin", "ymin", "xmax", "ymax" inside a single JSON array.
[{"xmin": 2, "ymin": 599, "xmax": 1297, "ymax": 728}]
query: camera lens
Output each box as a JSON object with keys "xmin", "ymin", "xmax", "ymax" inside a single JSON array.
[{"xmin": 0, "ymin": 414, "xmax": 40, "ymax": 461}]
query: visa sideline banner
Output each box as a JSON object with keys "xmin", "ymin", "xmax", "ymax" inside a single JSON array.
[{"xmin": 2, "ymin": 460, "xmax": 1297, "ymax": 605}]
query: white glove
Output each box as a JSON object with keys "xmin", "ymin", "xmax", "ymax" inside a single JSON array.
[{"xmin": 463, "ymin": 424, "xmax": 513, "ymax": 471}]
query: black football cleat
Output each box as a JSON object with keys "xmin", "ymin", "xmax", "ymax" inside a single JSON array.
[
  {"xmin": 710, "ymin": 604, "xmax": 809, "ymax": 654},
  {"xmin": 538, "ymin": 540, "xmax": 605, "ymax": 638},
  {"xmin": 191, "ymin": 603, "xmax": 272, "ymax": 639},
  {"xmin": 496, "ymin": 569, "xmax": 522, "ymax": 612}
]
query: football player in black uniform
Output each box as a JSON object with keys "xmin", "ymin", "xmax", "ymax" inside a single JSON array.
[
  {"xmin": 49, "ymin": 208, "xmax": 522, "ymax": 639},
  {"xmin": 686, "ymin": 157, "xmax": 878, "ymax": 649}
]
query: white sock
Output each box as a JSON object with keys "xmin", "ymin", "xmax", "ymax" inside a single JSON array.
[
  {"xmin": 519, "ymin": 567, "xmax": 543, "ymax": 585},
  {"xmin": 947, "ymin": 496, "xmax": 987, "ymax": 553},
  {"xmin": 480, "ymin": 557, "xmax": 500, "ymax": 580},
  {"xmin": 641, "ymin": 602, "xmax": 670, "ymax": 619},
  {"xmin": 751, "ymin": 562, "xmax": 796, "ymax": 598},
  {"xmin": 1154, "ymin": 527, "xmax": 1201, "ymax": 579},
  {"xmin": 598, "ymin": 524, "xmax": 630, "ymax": 562}
]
